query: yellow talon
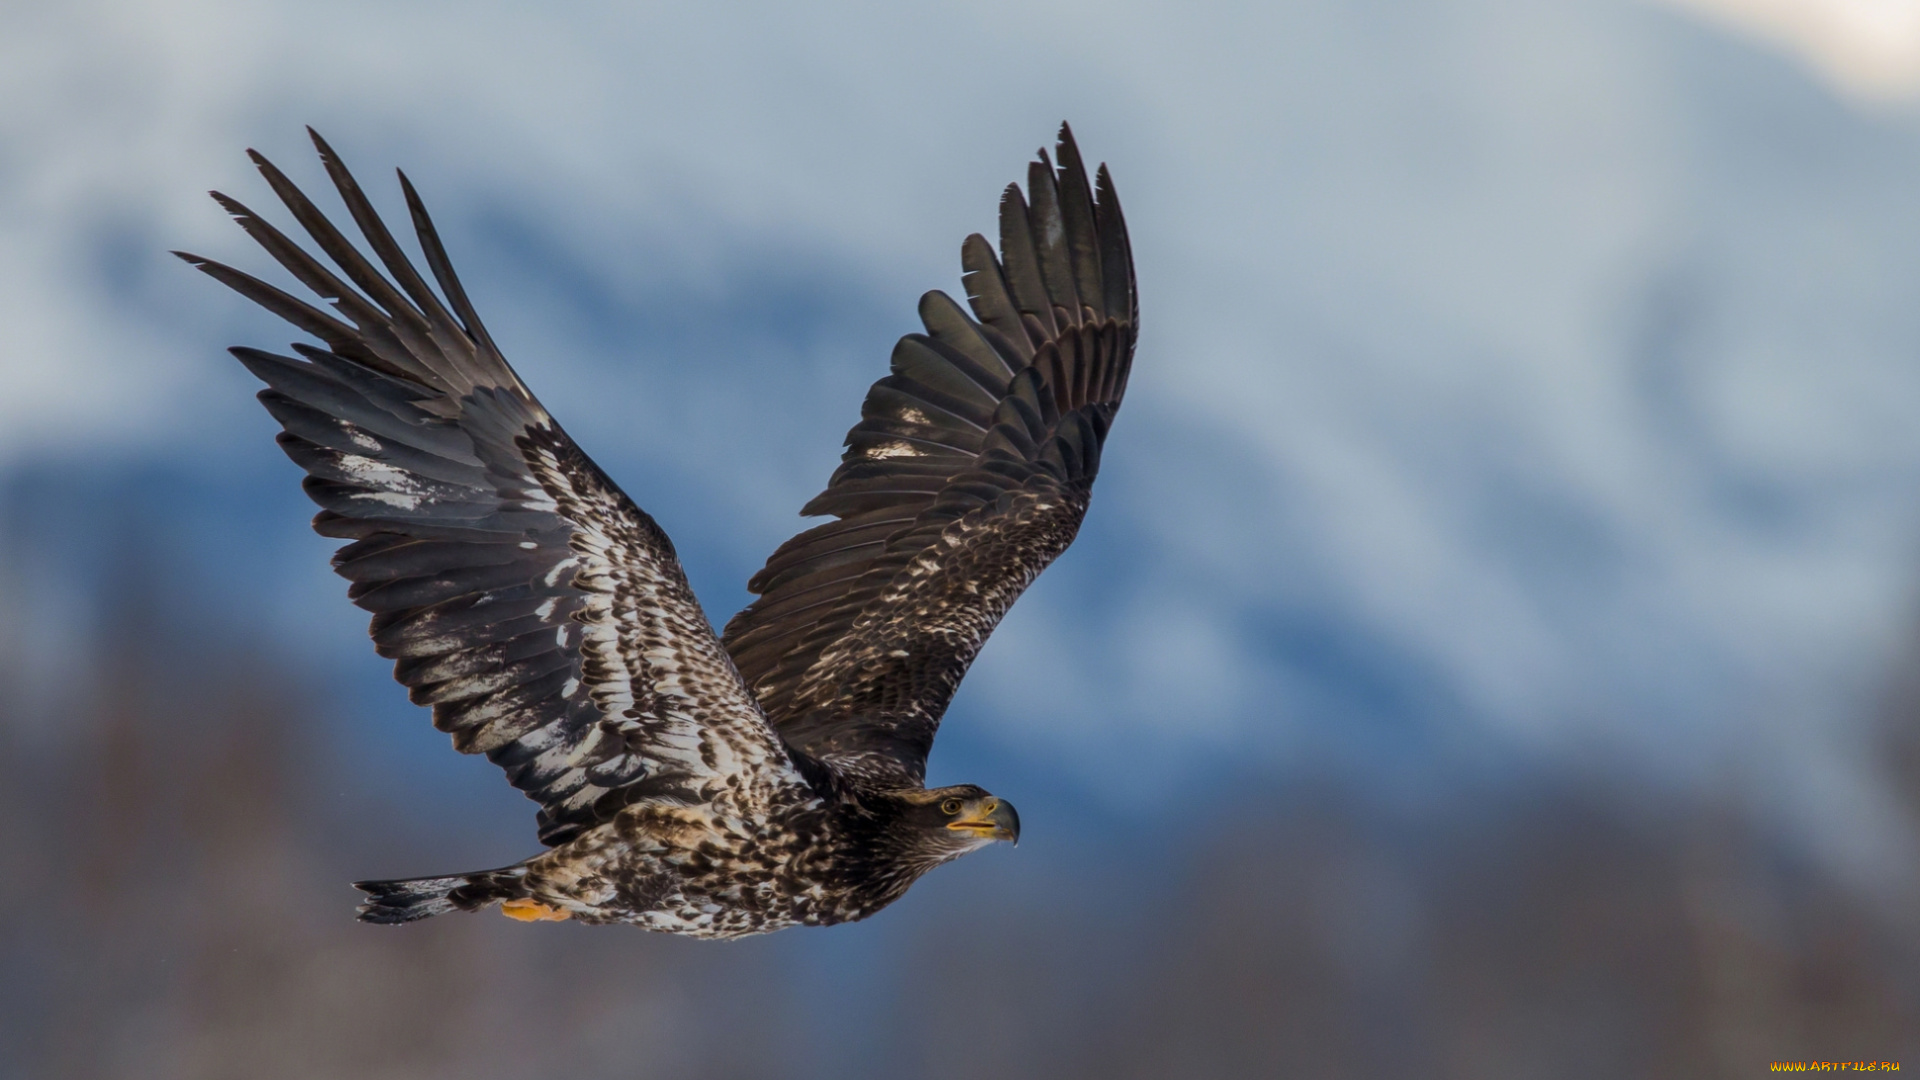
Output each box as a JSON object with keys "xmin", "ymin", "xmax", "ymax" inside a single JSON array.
[{"xmin": 500, "ymin": 898, "xmax": 570, "ymax": 922}]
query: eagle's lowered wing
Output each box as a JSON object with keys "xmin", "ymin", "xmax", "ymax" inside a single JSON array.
[
  {"xmin": 722, "ymin": 125, "xmax": 1135, "ymax": 786},
  {"xmin": 179, "ymin": 131, "xmax": 799, "ymax": 846}
]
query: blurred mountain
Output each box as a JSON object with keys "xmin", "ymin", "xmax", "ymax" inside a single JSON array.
[
  {"xmin": 9, "ymin": 0, "xmax": 1920, "ymax": 822},
  {"xmin": 6, "ymin": 0, "xmax": 1920, "ymax": 1073}
]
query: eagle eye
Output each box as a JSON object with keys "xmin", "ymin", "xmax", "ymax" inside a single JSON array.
[{"xmin": 940, "ymin": 798, "xmax": 963, "ymax": 815}]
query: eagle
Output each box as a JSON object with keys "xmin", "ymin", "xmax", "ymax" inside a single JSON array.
[{"xmin": 177, "ymin": 123, "xmax": 1135, "ymax": 938}]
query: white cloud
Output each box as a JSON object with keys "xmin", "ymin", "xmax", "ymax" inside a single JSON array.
[{"xmin": 1654, "ymin": 0, "xmax": 1920, "ymax": 98}]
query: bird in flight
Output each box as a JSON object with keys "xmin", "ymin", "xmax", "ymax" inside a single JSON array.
[{"xmin": 178, "ymin": 124, "xmax": 1135, "ymax": 938}]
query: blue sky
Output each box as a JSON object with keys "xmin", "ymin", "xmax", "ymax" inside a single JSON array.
[{"xmin": 6, "ymin": 0, "xmax": 1920, "ymax": 896}]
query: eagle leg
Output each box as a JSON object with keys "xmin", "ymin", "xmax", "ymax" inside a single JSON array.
[{"xmin": 500, "ymin": 898, "xmax": 571, "ymax": 922}]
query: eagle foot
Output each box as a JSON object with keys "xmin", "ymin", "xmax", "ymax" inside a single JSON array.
[{"xmin": 500, "ymin": 898, "xmax": 570, "ymax": 922}]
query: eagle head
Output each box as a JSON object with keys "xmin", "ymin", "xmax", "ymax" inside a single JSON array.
[{"xmin": 886, "ymin": 784, "xmax": 1021, "ymax": 866}]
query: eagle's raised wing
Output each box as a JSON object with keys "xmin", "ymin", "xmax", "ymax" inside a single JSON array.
[
  {"xmin": 721, "ymin": 124, "xmax": 1135, "ymax": 786},
  {"xmin": 179, "ymin": 131, "xmax": 801, "ymax": 846}
]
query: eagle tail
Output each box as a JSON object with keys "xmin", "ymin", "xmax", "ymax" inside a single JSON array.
[{"xmin": 352, "ymin": 865, "xmax": 530, "ymax": 924}]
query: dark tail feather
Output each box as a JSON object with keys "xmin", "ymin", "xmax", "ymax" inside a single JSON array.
[{"xmin": 352, "ymin": 865, "xmax": 529, "ymax": 925}]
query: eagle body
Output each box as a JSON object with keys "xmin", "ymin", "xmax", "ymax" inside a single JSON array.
[
  {"xmin": 513, "ymin": 794, "xmax": 835, "ymax": 937},
  {"xmin": 181, "ymin": 124, "xmax": 1133, "ymax": 937},
  {"xmin": 478, "ymin": 782, "xmax": 1010, "ymax": 937}
]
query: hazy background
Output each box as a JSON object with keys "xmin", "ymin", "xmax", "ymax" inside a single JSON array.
[{"xmin": 3, "ymin": 0, "xmax": 1919, "ymax": 1075}]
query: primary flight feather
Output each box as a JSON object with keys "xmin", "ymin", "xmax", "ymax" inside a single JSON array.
[{"xmin": 178, "ymin": 124, "xmax": 1135, "ymax": 937}]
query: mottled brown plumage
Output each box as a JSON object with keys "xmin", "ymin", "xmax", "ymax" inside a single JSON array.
[{"xmin": 181, "ymin": 123, "xmax": 1133, "ymax": 937}]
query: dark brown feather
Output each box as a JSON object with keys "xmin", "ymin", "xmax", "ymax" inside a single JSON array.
[
  {"xmin": 189, "ymin": 135, "xmax": 799, "ymax": 846},
  {"xmin": 722, "ymin": 124, "xmax": 1136, "ymax": 784}
]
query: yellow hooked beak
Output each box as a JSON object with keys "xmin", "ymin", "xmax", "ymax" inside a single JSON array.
[{"xmin": 945, "ymin": 797, "xmax": 1021, "ymax": 846}]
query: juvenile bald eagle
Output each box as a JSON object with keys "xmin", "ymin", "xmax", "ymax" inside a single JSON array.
[{"xmin": 178, "ymin": 124, "xmax": 1134, "ymax": 937}]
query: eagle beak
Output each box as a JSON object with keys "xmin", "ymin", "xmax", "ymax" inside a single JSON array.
[{"xmin": 947, "ymin": 797, "xmax": 1021, "ymax": 846}]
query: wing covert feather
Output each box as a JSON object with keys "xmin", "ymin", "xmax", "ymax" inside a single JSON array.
[
  {"xmin": 182, "ymin": 132, "xmax": 802, "ymax": 844},
  {"xmin": 722, "ymin": 124, "xmax": 1135, "ymax": 784}
]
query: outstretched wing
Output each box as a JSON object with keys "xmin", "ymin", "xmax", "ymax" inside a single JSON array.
[
  {"xmin": 721, "ymin": 124, "xmax": 1135, "ymax": 786},
  {"xmin": 180, "ymin": 131, "xmax": 801, "ymax": 846}
]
